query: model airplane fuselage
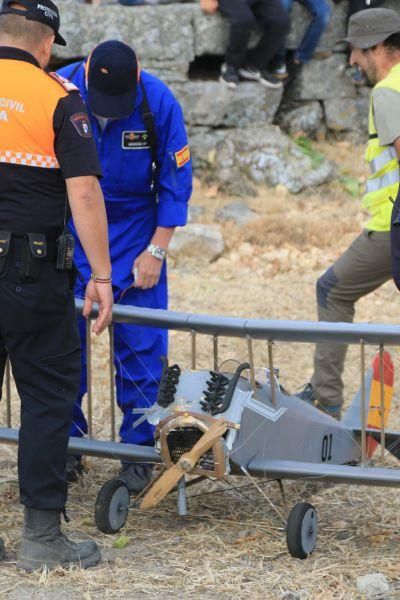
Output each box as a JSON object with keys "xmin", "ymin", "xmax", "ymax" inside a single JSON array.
[{"xmin": 94, "ymin": 351, "xmax": 400, "ymax": 559}]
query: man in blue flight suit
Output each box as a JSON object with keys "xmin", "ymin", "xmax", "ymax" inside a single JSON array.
[{"xmin": 57, "ymin": 41, "xmax": 192, "ymax": 492}]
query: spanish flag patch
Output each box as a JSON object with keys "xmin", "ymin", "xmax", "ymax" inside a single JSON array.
[{"xmin": 175, "ymin": 145, "xmax": 191, "ymax": 168}]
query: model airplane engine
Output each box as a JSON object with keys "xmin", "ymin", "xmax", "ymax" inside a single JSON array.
[
  {"xmin": 149, "ymin": 360, "xmax": 252, "ymax": 480},
  {"xmin": 157, "ymin": 413, "xmax": 228, "ymax": 478}
]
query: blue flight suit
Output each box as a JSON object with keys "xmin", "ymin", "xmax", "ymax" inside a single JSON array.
[{"xmin": 57, "ymin": 61, "xmax": 192, "ymax": 446}]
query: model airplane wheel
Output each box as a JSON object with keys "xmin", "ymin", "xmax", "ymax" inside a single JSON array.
[
  {"xmin": 95, "ymin": 478, "xmax": 130, "ymax": 534},
  {"xmin": 286, "ymin": 502, "xmax": 318, "ymax": 559}
]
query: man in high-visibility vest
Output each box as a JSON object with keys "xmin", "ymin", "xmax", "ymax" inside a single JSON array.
[{"xmin": 297, "ymin": 8, "xmax": 400, "ymax": 419}]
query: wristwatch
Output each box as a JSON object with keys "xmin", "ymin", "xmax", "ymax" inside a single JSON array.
[{"xmin": 147, "ymin": 244, "xmax": 167, "ymax": 261}]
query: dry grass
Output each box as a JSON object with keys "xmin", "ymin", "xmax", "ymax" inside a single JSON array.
[{"xmin": 2, "ymin": 143, "xmax": 400, "ymax": 599}]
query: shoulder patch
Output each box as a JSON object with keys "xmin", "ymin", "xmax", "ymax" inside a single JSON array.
[
  {"xmin": 175, "ymin": 145, "xmax": 191, "ymax": 168},
  {"xmin": 48, "ymin": 72, "xmax": 79, "ymax": 93},
  {"xmin": 70, "ymin": 113, "xmax": 92, "ymax": 138}
]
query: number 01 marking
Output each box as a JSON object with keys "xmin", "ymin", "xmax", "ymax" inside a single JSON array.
[{"xmin": 321, "ymin": 434, "xmax": 333, "ymax": 462}]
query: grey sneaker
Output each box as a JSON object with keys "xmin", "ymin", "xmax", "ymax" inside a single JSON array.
[
  {"xmin": 17, "ymin": 508, "xmax": 101, "ymax": 571},
  {"xmin": 219, "ymin": 64, "xmax": 239, "ymax": 89},
  {"xmin": 296, "ymin": 383, "xmax": 341, "ymax": 420},
  {"xmin": 118, "ymin": 463, "xmax": 153, "ymax": 494},
  {"xmin": 296, "ymin": 382, "xmax": 316, "ymax": 405}
]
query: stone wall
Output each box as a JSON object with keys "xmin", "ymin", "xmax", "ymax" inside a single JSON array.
[{"xmin": 55, "ymin": 0, "xmax": 399, "ymax": 194}]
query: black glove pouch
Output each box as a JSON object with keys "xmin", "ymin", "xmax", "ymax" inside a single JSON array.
[{"xmin": 19, "ymin": 233, "xmax": 47, "ymax": 282}]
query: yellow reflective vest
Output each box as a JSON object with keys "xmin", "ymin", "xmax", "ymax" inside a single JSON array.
[{"xmin": 363, "ymin": 63, "xmax": 400, "ymax": 231}]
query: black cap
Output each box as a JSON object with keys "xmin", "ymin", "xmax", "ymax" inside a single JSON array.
[
  {"xmin": 87, "ymin": 41, "xmax": 139, "ymax": 119},
  {"xmin": 0, "ymin": 0, "xmax": 66, "ymax": 46}
]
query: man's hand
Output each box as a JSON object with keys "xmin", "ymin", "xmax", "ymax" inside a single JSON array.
[
  {"xmin": 133, "ymin": 250, "xmax": 163, "ymax": 290},
  {"xmin": 200, "ymin": 0, "xmax": 218, "ymax": 15},
  {"xmin": 83, "ymin": 279, "xmax": 113, "ymax": 335}
]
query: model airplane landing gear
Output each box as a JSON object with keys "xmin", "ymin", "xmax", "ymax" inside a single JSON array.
[
  {"xmin": 286, "ymin": 502, "xmax": 318, "ymax": 559},
  {"xmin": 95, "ymin": 479, "xmax": 130, "ymax": 534}
]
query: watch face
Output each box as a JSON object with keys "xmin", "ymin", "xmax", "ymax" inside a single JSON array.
[{"xmin": 148, "ymin": 245, "xmax": 166, "ymax": 260}]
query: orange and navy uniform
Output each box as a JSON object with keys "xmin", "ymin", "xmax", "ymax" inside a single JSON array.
[{"xmin": 0, "ymin": 46, "xmax": 101, "ymax": 239}]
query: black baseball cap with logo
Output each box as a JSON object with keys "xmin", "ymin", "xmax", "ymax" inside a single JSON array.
[
  {"xmin": 87, "ymin": 41, "xmax": 139, "ymax": 119},
  {"xmin": 0, "ymin": 0, "xmax": 66, "ymax": 46}
]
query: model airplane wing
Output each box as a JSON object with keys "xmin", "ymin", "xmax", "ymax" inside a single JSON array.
[{"xmin": 246, "ymin": 458, "xmax": 400, "ymax": 487}]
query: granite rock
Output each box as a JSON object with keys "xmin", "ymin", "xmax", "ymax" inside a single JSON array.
[
  {"xmin": 55, "ymin": 2, "xmax": 195, "ymax": 62},
  {"xmin": 213, "ymin": 125, "xmax": 334, "ymax": 196},
  {"xmin": 172, "ymin": 82, "xmax": 283, "ymax": 127},
  {"xmin": 215, "ymin": 202, "xmax": 258, "ymax": 226},
  {"xmin": 279, "ymin": 102, "xmax": 323, "ymax": 136},
  {"xmin": 356, "ymin": 573, "xmax": 390, "ymax": 598},
  {"xmin": 324, "ymin": 97, "xmax": 359, "ymax": 131},
  {"xmin": 169, "ymin": 224, "xmax": 225, "ymax": 262},
  {"xmin": 289, "ymin": 55, "xmax": 356, "ymax": 102}
]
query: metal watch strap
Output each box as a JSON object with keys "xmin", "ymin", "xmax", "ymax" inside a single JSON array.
[{"xmin": 147, "ymin": 244, "xmax": 167, "ymax": 261}]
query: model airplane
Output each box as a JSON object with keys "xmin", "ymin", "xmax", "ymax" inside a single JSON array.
[{"xmin": 94, "ymin": 350, "xmax": 400, "ymax": 559}]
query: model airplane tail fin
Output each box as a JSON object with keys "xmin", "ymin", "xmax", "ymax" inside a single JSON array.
[{"xmin": 343, "ymin": 351, "xmax": 394, "ymax": 458}]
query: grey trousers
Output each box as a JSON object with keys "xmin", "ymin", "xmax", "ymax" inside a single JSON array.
[{"xmin": 311, "ymin": 230, "xmax": 392, "ymax": 408}]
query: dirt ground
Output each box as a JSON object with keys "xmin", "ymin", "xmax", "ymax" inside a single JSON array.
[{"xmin": 2, "ymin": 142, "xmax": 400, "ymax": 599}]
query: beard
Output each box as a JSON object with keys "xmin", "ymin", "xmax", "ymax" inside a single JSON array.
[{"xmin": 364, "ymin": 63, "xmax": 378, "ymax": 85}]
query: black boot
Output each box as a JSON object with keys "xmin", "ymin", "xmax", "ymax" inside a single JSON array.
[
  {"xmin": 66, "ymin": 454, "xmax": 84, "ymax": 483},
  {"xmin": 17, "ymin": 508, "xmax": 101, "ymax": 571},
  {"xmin": 118, "ymin": 463, "xmax": 153, "ymax": 494}
]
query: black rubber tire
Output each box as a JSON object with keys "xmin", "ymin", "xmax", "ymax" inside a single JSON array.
[
  {"xmin": 286, "ymin": 501, "xmax": 318, "ymax": 559},
  {"xmin": 95, "ymin": 479, "xmax": 130, "ymax": 534}
]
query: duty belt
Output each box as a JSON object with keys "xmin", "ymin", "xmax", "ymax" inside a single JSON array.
[
  {"xmin": 7, "ymin": 234, "xmax": 58, "ymax": 262},
  {"xmin": 0, "ymin": 232, "xmax": 58, "ymax": 281}
]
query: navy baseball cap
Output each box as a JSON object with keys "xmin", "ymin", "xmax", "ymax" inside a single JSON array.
[
  {"xmin": 0, "ymin": 0, "xmax": 66, "ymax": 46},
  {"xmin": 87, "ymin": 41, "xmax": 139, "ymax": 119}
]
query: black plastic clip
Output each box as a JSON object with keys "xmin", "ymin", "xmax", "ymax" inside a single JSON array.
[{"xmin": 0, "ymin": 231, "xmax": 11, "ymax": 278}]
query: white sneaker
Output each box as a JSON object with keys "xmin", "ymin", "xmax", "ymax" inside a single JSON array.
[{"xmin": 238, "ymin": 64, "xmax": 261, "ymax": 82}]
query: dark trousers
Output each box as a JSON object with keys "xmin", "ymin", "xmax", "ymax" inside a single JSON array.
[
  {"xmin": 219, "ymin": 0, "xmax": 291, "ymax": 70},
  {"xmin": 348, "ymin": 0, "xmax": 382, "ymax": 17},
  {"xmin": 0, "ymin": 242, "xmax": 81, "ymax": 510}
]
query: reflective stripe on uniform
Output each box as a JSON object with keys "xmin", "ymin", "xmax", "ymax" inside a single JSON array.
[
  {"xmin": 363, "ymin": 63, "xmax": 400, "ymax": 230},
  {"xmin": 365, "ymin": 169, "xmax": 400, "ymax": 193},
  {"xmin": 0, "ymin": 151, "xmax": 59, "ymax": 168},
  {"xmin": 370, "ymin": 146, "xmax": 398, "ymax": 174}
]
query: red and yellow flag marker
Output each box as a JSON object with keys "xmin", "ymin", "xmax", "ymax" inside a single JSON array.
[{"xmin": 366, "ymin": 351, "xmax": 394, "ymax": 458}]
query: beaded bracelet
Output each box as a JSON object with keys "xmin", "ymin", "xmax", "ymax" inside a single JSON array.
[{"xmin": 91, "ymin": 274, "xmax": 112, "ymax": 284}]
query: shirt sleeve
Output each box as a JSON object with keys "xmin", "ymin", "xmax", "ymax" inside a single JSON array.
[
  {"xmin": 156, "ymin": 93, "xmax": 192, "ymax": 228},
  {"xmin": 372, "ymin": 87, "xmax": 400, "ymax": 146},
  {"xmin": 53, "ymin": 92, "xmax": 102, "ymax": 179}
]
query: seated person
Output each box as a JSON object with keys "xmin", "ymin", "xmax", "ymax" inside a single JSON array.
[
  {"xmin": 201, "ymin": 0, "xmax": 290, "ymax": 90},
  {"xmin": 272, "ymin": 0, "xmax": 331, "ymax": 78}
]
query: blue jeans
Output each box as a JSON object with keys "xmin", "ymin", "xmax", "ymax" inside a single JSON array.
[
  {"xmin": 278, "ymin": 0, "xmax": 331, "ymax": 64},
  {"xmin": 118, "ymin": 0, "xmax": 147, "ymax": 4}
]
